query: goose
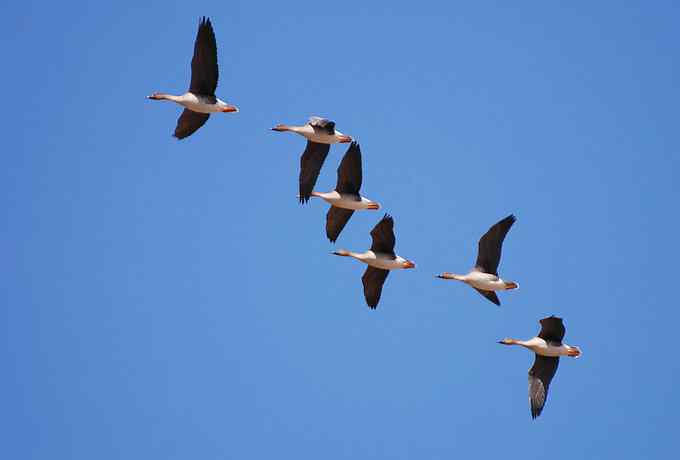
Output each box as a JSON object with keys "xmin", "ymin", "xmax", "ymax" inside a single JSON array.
[
  {"xmin": 436, "ymin": 214, "xmax": 518, "ymax": 305},
  {"xmin": 272, "ymin": 117, "xmax": 352, "ymax": 203},
  {"xmin": 498, "ymin": 316, "xmax": 582, "ymax": 419},
  {"xmin": 309, "ymin": 141, "xmax": 380, "ymax": 242},
  {"xmin": 147, "ymin": 17, "xmax": 238, "ymax": 139},
  {"xmin": 333, "ymin": 214, "xmax": 415, "ymax": 309}
]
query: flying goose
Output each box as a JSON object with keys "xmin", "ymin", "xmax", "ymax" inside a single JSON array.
[
  {"xmin": 272, "ymin": 117, "xmax": 352, "ymax": 203},
  {"xmin": 498, "ymin": 316, "xmax": 582, "ymax": 419},
  {"xmin": 147, "ymin": 17, "xmax": 238, "ymax": 139},
  {"xmin": 309, "ymin": 142, "xmax": 380, "ymax": 242},
  {"xmin": 436, "ymin": 214, "xmax": 518, "ymax": 305},
  {"xmin": 333, "ymin": 214, "xmax": 415, "ymax": 308}
]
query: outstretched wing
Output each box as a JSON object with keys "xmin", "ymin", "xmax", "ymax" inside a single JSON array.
[
  {"xmin": 362, "ymin": 266, "xmax": 390, "ymax": 309},
  {"xmin": 473, "ymin": 288, "xmax": 500, "ymax": 306},
  {"xmin": 528, "ymin": 355, "xmax": 560, "ymax": 419},
  {"xmin": 189, "ymin": 17, "xmax": 219, "ymax": 95},
  {"xmin": 298, "ymin": 141, "xmax": 330, "ymax": 203},
  {"xmin": 174, "ymin": 110, "xmax": 210, "ymax": 139},
  {"xmin": 336, "ymin": 141, "xmax": 362, "ymax": 194},
  {"xmin": 326, "ymin": 207, "xmax": 354, "ymax": 243},
  {"xmin": 475, "ymin": 214, "xmax": 516, "ymax": 275},
  {"xmin": 369, "ymin": 214, "xmax": 396, "ymax": 256},
  {"xmin": 538, "ymin": 316, "xmax": 566, "ymax": 343}
]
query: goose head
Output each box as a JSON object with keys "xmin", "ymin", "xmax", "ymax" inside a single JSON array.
[{"xmin": 147, "ymin": 93, "xmax": 167, "ymax": 100}]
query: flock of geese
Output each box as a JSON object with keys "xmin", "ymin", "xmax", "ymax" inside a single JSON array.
[{"xmin": 147, "ymin": 17, "xmax": 582, "ymax": 420}]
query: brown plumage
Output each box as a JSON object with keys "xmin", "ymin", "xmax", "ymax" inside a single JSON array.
[
  {"xmin": 173, "ymin": 17, "xmax": 220, "ymax": 140},
  {"xmin": 325, "ymin": 142, "xmax": 363, "ymax": 242},
  {"xmin": 475, "ymin": 214, "xmax": 516, "ymax": 275},
  {"xmin": 362, "ymin": 266, "xmax": 390, "ymax": 309},
  {"xmin": 174, "ymin": 110, "xmax": 210, "ymax": 140},
  {"xmin": 529, "ymin": 355, "xmax": 559, "ymax": 419},
  {"xmin": 326, "ymin": 207, "xmax": 354, "ymax": 243},
  {"xmin": 359, "ymin": 215, "xmax": 398, "ymax": 308},
  {"xmin": 189, "ymin": 17, "xmax": 219, "ymax": 96},
  {"xmin": 529, "ymin": 316, "xmax": 566, "ymax": 419},
  {"xmin": 474, "ymin": 288, "xmax": 500, "ymax": 306},
  {"xmin": 370, "ymin": 214, "xmax": 396, "ymax": 257},
  {"xmin": 299, "ymin": 141, "xmax": 331, "ymax": 203}
]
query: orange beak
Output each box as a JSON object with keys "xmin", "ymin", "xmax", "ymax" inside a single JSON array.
[
  {"xmin": 222, "ymin": 105, "xmax": 239, "ymax": 113},
  {"xmin": 402, "ymin": 260, "xmax": 416, "ymax": 269},
  {"xmin": 337, "ymin": 135, "xmax": 352, "ymax": 143},
  {"xmin": 366, "ymin": 202, "xmax": 380, "ymax": 210}
]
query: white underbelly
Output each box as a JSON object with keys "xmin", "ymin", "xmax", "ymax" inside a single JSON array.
[
  {"xmin": 178, "ymin": 94, "xmax": 222, "ymax": 114},
  {"xmin": 305, "ymin": 132, "xmax": 339, "ymax": 144},
  {"xmin": 532, "ymin": 344, "xmax": 565, "ymax": 357},
  {"xmin": 467, "ymin": 274, "xmax": 506, "ymax": 291},
  {"xmin": 180, "ymin": 100, "xmax": 220, "ymax": 114},
  {"xmin": 324, "ymin": 194, "xmax": 370, "ymax": 210},
  {"xmin": 363, "ymin": 252, "xmax": 402, "ymax": 270}
]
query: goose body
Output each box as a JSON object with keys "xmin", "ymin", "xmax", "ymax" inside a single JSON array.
[
  {"xmin": 312, "ymin": 191, "xmax": 379, "ymax": 210},
  {"xmin": 147, "ymin": 17, "xmax": 238, "ymax": 139},
  {"xmin": 333, "ymin": 214, "xmax": 415, "ymax": 309},
  {"xmin": 441, "ymin": 271, "xmax": 517, "ymax": 292},
  {"xmin": 156, "ymin": 93, "xmax": 238, "ymax": 114},
  {"xmin": 505, "ymin": 336, "xmax": 582, "ymax": 358},
  {"xmin": 337, "ymin": 250, "xmax": 414, "ymax": 271},
  {"xmin": 499, "ymin": 316, "xmax": 582, "ymax": 419},
  {"xmin": 437, "ymin": 214, "xmax": 518, "ymax": 305},
  {"xmin": 272, "ymin": 117, "xmax": 352, "ymax": 144}
]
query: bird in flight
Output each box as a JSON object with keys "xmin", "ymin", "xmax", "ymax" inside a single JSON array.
[
  {"xmin": 498, "ymin": 316, "xmax": 582, "ymax": 419},
  {"xmin": 437, "ymin": 214, "xmax": 518, "ymax": 305},
  {"xmin": 332, "ymin": 214, "xmax": 415, "ymax": 309},
  {"xmin": 307, "ymin": 142, "xmax": 380, "ymax": 242},
  {"xmin": 147, "ymin": 17, "xmax": 238, "ymax": 139}
]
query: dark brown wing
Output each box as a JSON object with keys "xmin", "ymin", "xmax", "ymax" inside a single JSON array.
[
  {"xmin": 361, "ymin": 266, "xmax": 390, "ymax": 309},
  {"xmin": 475, "ymin": 214, "xmax": 516, "ymax": 275},
  {"xmin": 189, "ymin": 17, "xmax": 219, "ymax": 96},
  {"xmin": 326, "ymin": 207, "xmax": 354, "ymax": 243},
  {"xmin": 538, "ymin": 316, "xmax": 565, "ymax": 343},
  {"xmin": 473, "ymin": 288, "xmax": 500, "ymax": 306},
  {"xmin": 335, "ymin": 141, "xmax": 362, "ymax": 194},
  {"xmin": 308, "ymin": 116, "xmax": 336, "ymax": 134},
  {"xmin": 528, "ymin": 355, "xmax": 560, "ymax": 419},
  {"xmin": 173, "ymin": 110, "xmax": 210, "ymax": 139},
  {"xmin": 299, "ymin": 141, "xmax": 330, "ymax": 204},
  {"xmin": 369, "ymin": 214, "xmax": 396, "ymax": 256}
]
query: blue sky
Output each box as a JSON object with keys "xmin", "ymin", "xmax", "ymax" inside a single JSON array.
[{"xmin": 3, "ymin": 1, "xmax": 679, "ymax": 458}]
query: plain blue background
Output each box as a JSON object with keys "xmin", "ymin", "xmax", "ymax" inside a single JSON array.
[{"xmin": 3, "ymin": 1, "xmax": 679, "ymax": 458}]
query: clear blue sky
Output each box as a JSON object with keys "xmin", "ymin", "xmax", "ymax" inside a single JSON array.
[{"xmin": 3, "ymin": 1, "xmax": 679, "ymax": 458}]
